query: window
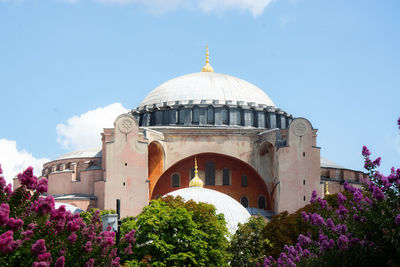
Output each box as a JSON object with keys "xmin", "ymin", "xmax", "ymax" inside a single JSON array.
[
  {"xmin": 222, "ymin": 107, "xmax": 229, "ymax": 125},
  {"xmin": 207, "ymin": 106, "xmax": 214, "ymax": 124},
  {"xmin": 171, "ymin": 173, "xmax": 180, "ymax": 188},
  {"xmin": 178, "ymin": 107, "xmax": 185, "ymax": 124},
  {"xmin": 258, "ymin": 195, "xmax": 266, "ymax": 209},
  {"xmin": 205, "ymin": 161, "xmax": 215, "ymax": 185},
  {"xmin": 241, "ymin": 175, "xmax": 248, "ymax": 187},
  {"xmin": 240, "ymin": 196, "xmax": 249, "ymax": 208},
  {"xmin": 336, "ymin": 170, "xmax": 341, "ymax": 179},
  {"xmin": 303, "ymin": 179, "xmax": 305, "ymax": 185},
  {"xmin": 223, "ymin": 168, "xmax": 230, "ymax": 186},
  {"xmin": 192, "ymin": 106, "xmax": 199, "ymax": 124}
]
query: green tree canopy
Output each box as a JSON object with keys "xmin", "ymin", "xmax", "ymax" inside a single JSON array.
[
  {"xmin": 122, "ymin": 196, "xmax": 230, "ymax": 266},
  {"xmin": 228, "ymin": 216, "xmax": 268, "ymax": 267}
]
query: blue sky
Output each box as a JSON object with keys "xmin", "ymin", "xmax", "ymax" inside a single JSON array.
[{"xmin": 0, "ymin": 0, "xmax": 399, "ymax": 184}]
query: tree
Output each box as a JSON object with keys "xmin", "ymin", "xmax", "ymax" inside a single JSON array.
[
  {"xmin": 121, "ymin": 196, "xmax": 230, "ymax": 266},
  {"xmin": 228, "ymin": 216, "xmax": 268, "ymax": 266}
]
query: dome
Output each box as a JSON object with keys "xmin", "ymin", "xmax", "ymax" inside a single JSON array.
[
  {"xmin": 56, "ymin": 147, "xmax": 102, "ymax": 161},
  {"xmin": 139, "ymin": 72, "xmax": 275, "ymax": 108},
  {"xmin": 165, "ymin": 187, "xmax": 251, "ymax": 234}
]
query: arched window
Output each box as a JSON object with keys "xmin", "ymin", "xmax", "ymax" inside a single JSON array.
[
  {"xmin": 241, "ymin": 175, "xmax": 248, "ymax": 187},
  {"xmin": 171, "ymin": 173, "xmax": 180, "ymax": 188},
  {"xmin": 258, "ymin": 195, "xmax": 266, "ymax": 209},
  {"xmin": 205, "ymin": 161, "xmax": 215, "ymax": 185},
  {"xmin": 223, "ymin": 168, "xmax": 230, "ymax": 186},
  {"xmin": 240, "ymin": 196, "xmax": 249, "ymax": 208}
]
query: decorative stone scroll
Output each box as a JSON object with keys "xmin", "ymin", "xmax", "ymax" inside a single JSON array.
[
  {"xmin": 118, "ymin": 117, "xmax": 134, "ymax": 134},
  {"xmin": 292, "ymin": 120, "xmax": 308, "ymax": 137}
]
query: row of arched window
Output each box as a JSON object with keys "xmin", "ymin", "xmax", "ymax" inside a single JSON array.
[{"xmin": 240, "ymin": 195, "xmax": 266, "ymax": 209}]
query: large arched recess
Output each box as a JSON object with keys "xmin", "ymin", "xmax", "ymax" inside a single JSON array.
[
  {"xmin": 148, "ymin": 141, "xmax": 165, "ymax": 200},
  {"xmin": 151, "ymin": 153, "xmax": 272, "ymax": 210}
]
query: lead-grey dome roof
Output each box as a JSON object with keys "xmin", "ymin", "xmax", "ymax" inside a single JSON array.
[{"xmin": 139, "ymin": 72, "xmax": 275, "ymax": 108}]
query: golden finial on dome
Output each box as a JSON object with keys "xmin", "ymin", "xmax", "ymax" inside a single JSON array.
[
  {"xmin": 201, "ymin": 45, "xmax": 214, "ymax": 72},
  {"xmin": 325, "ymin": 182, "xmax": 330, "ymax": 196},
  {"xmin": 189, "ymin": 157, "xmax": 204, "ymax": 188}
]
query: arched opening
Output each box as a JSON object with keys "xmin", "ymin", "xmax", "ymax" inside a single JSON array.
[
  {"xmin": 240, "ymin": 196, "xmax": 249, "ymax": 208},
  {"xmin": 148, "ymin": 141, "xmax": 164, "ymax": 199},
  {"xmin": 152, "ymin": 153, "xmax": 272, "ymax": 210},
  {"xmin": 258, "ymin": 195, "xmax": 266, "ymax": 209}
]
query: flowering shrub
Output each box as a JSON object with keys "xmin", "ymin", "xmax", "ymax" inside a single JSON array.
[
  {"xmin": 263, "ymin": 118, "xmax": 400, "ymax": 267},
  {"xmin": 0, "ymin": 166, "xmax": 136, "ymax": 267}
]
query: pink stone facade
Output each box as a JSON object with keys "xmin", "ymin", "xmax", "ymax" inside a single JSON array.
[{"xmin": 21, "ymin": 115, "xmax": 366, "ymax": 218}]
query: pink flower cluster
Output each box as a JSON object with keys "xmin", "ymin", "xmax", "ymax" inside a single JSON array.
[{"xmin": 0, "ymin": 165, "xmax": 136, "ymax": 266}]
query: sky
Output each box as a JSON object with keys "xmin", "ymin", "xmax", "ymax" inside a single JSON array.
[{"xmin": 0, "ymin": 0, "xmax": 399, "ymax": 185}]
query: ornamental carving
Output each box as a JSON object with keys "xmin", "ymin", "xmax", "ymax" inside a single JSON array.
[
  {"xmin": 293, "ymin": 121, "xmax": 308, "ymax": 137},
  {"xmin": 118, "ymin": 117, "xmax": 134, "ymax": 134}
]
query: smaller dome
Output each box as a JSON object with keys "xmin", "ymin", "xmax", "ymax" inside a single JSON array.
[
  {"xmin": 166, "ymin": 187, "xmax": 251, "ymax": 234},
  {"xmin": 56, "ymin": 147, "xmax": 102, "ymax": 161}
]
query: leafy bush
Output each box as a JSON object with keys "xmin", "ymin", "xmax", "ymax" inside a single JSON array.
[{"xmin": 0, "ymin": 166, "xmax": 135, "ymax": 267}]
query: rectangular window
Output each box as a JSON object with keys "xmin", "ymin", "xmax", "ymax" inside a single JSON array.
[
  {"xmin": 241, "ymin": 175, "xmax": 248, "ymax": 187},
  {"xmin": 172, "ymin": 173, "xmax": 180, "ymax": 187},
  {"xmin": 205, "ymin": 162, "xmax": 215, "ymax": 185},
  {"xmin": 223, "ymin": 168, "xmax": 230, "ymax": 186}
]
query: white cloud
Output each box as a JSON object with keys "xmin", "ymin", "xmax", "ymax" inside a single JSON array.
[
  {"xmin": 56, "ymin": 103, "xmax": 128, "ymax": 150},
  {"xmin": 95, "ymin": 0, "xmax": 275, "ymax": 17},
  {"xmin": 279, "ymin": 15, "xmax": 296, "ymax": 28},
  {"xmin": 198, "ymin": 0, "xmax": 275, "ymax": 17},
  {"xmin": 0, "ymin": 139, "xmax": 49, "ymax": 185}
]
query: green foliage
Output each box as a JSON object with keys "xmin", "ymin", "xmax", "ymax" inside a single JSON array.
[
  {"xmin": 228, "ymin": 216, "xmax": 268, "ymax": 267},
  {"xmin": 80, "ymin": 208, "xmax": 116, "ymax": 224},
  {"xmin": 121, "ymin": 196, "xmax": 230, "ymax": 266}
]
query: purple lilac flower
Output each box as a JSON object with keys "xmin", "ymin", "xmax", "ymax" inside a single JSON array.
[
  {"xmin": 0, "ymin": 176, "xmax": 6, "ymax": 189},
  {"xmin": 310, "ymin": 213, "xmax": 326, "ymax": 226},
  {"xmin": 372, "ymin": 186, "xmax": 385, "ymax": 200},
  {"xmin": 0, "ymin": 203, "xmax": 10, "ymax": 226},
  {"xmin": 326, "ymin": 218, "xmax": 335, "ymax": 229},
  {"xmin": 84, "ymin": 241, "xmax": 93, "ymax": 253},
  {"xmin": 7, "ymin": 217, "xmax": 24, "ymax": 231},
  {"xmin": 124, "ymin": 243, "xmax": 133, "ymax": 255},
  {"xmin": 67, "ymin": 217, "xmax": 84, "ymax": 232},
  {"xmin": 362, "ymin": 146, "xmax": 371, "ymax": 157},
  {"xmin": 32, "ymin": 239, "xmax": 46, "ymax": 255},
  {"xmin": 54, "ymin": 256, "xmax": 65, "ymax": 267},
  {"xmin": 18, "ymin": 167, "xmax": 38, "ymax": 190},
  {"xmin": 395, "ymin": 214, "xmax": 400, "ymax": 224},
  {"xmin": 363, "ymin": 197, "xmax": 373, "ymax": 206},
  {"xmin": 353, "ymin": 190, "xmax": 363, "ymax": 203},
  {"xmin": 298, "ymin": 234, "xmax": 312, "ymax": 247},
  {"xmin": 67, "ymin": 233, "xmax": 77, "ymax": 244},
  {"xmin": 337, "ymin": 193, "xmax": 347, "ymax": 204},
  {"xmin": 38, "ymin": 252, "xmax": 51, "ymax": 261},
  {"xmin": 33, "ymin": 261, "xmax": 49, "ymax": 267},
  {"xmin": 85, "ymin": 258, "xmax": 95, "ymax": 267},
  {"xmin": 310, "ymin": 190, "xmax": 317, "ymax": 203},
  {"xmin": 124, "ymin": 229, "xmax": 136, "ymax": 243},
  {"xmin": 338, "ymin": 235, "xmax": 349, "ymax": 250},
  {"xmin": 36, "ymin": 178, "xmax": 48, "ymax": 194},
  {"xmin": 111, "ymin": 257, "xmax": 120, "ymax": 267},
  {"xmin": 0, "ymin": 230, "xmax": 20, "ymax": 253}
]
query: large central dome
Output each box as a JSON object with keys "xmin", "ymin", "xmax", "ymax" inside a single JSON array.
[{"xmin": 139, "ymin": 72, "xmax": 275, "ymax": 108}]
